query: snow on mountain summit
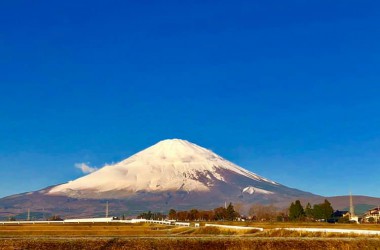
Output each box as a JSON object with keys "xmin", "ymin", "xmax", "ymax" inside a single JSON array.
[{"xmin": 48, "ymin": 139, "xmax": 278, "ymax": 198}]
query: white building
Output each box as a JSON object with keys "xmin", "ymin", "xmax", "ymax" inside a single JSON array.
[{"xmin": 363, "ymin": 207, "xmax": 380, "ymax": 223}]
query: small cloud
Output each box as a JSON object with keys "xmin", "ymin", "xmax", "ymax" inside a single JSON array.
[{"xmin": 75, "ymin": 163, "xmax": 98, "ymax": 174}]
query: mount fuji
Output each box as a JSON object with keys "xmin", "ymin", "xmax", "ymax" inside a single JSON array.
[
  {"xmin": 0, "ymin": 139, "xmax": 319, "ymax": 218},
  {"xmin": 49, "ymin": 139, "xmax": 282, "ymax": 198}
]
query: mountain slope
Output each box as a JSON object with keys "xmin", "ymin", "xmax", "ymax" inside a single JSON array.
[
  {"xmin": 48, "ymin": 139, "xmax": 308, "ymax": 200},
  {"xmin": 0, "ymin": 139, "xmax": 320, "ymax": 218}
]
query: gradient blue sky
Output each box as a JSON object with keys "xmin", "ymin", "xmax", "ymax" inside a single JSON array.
[{"xmin": 1, "ymin": 0, "xmax": 380, "ymax": 198}]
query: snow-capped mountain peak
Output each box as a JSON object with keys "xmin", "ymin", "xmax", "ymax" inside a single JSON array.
[{"xmin": 48, "ymin": 139, "xmax": 278, "ymax": 198}]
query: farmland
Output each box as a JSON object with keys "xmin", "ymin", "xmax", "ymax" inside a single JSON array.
[
  {"xmin": 2, "ymin": 237, "xmax": 380, "ymax": 250},
  {"xmin": 1, "ymin": 222, "xmax": 380, "ymax": 249}
]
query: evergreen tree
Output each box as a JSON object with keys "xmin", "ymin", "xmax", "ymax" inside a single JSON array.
[
  {"xmin": 305, "ymin": 202, "xmax": 313, "ymax": 220},
  {"xmin": 312, "ymin": 204, "xmax": 323, "ymax": 220},
  {"xmin": 168, "ymin": 209, "xmax": 177, "ymax": 220},
  {"xmin": 313, "ymin": 200, "xmax": 333, "ymax": 220},
  {"xmin": 289, "ymin": 202, "xmax": 295, "ymax": 219},
  {"xmin": 321, "ymin": 199, "xmax": 334, "ymax": 220},
  {"xmin": 289, "ymin": 200, "xmax": 305, "ymax": 221},
  {"xmin": 138, "ymin": 210, "xmax": 153, "ymax": 220},
  {"xmin": 213, "ymin": 207, "xmax": 227, "ymax": 220},
  {"xmin": 226, "ymin": 203, "xmax": 237, "ymax": 221}
]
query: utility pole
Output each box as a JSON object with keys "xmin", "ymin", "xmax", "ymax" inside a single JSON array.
[
  {"xmin": 349, "ymin": 192, "xmax": 359, "ymax": 223},
  {"xmin": 106, "ymin": 201, "xmax": 109, "ymax": 218},
  {"xmin": 27, "ymin": 208, "xmax": 30, "ymax": 221},
  {"xmin": 349, "ymin": 192, "xmax": 355, "ymax": 217}
]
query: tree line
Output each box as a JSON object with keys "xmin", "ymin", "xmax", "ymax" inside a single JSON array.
[
  {"xmin": 138, "ymin": 203, "xmax": 239, "ymax": 221},
  {"xmin": 138, "ymin": 200, "xmax": 335, "ymax": 222},
  {"xmin": 289, "ymin": 199, "xmax": 334, "ymax": 221}
]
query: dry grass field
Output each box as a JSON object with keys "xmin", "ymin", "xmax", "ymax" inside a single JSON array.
[
  {"xmin": 207, "ymin": 221, "xmax": 380, "ymax": 230},
  {"xmin": 0, "ymin": 223, "xmax": 178, "ymax": 237},
  {"xmin": 1, "ymin": 237, "xmax": 380, "ymax": 250},
  {"xmin": 1, "ymin": 222, "xmax": 380, "ymax": 249}
]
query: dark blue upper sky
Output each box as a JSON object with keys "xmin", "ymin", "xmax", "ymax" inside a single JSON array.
[{"xmin": 1, "ymin": 0, "xmax": 379, "ymax": 198}]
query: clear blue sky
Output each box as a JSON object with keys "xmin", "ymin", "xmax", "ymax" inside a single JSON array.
[{"xmin": 1, "ymin": 0, "xmax": 379, "ymax": 198}]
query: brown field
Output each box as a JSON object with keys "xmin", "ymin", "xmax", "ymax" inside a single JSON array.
[
  {"xmin": 1, "ymin": 222, "xmax": 378, "ymax": 237},
  {"xmin": 1, "ymin": 237, "xmax": 380, "ymax": 250},
  {"xmin": 0, "ymin": 223, "xmax": 180, "ymax": 237},
  {"xmin": 1, "ymin": 223, "xmax": 380, "ymax": 249},
  {"xmin": 208, "ymin": 221, "xmax": 380, "ymax": 230}
]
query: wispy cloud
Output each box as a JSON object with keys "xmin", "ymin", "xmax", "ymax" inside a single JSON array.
[{"xmin": 75, "ymin": 163, "xmax": 98, "ymax": 174}]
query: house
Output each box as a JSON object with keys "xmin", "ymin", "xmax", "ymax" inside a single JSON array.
[
  {"xmin": 362, "ymin": 207, "xmax": 380, "ymax": 223},
  {"xmin": 327, "ymin": 210, "xmax": 350, "ymax": 223}
]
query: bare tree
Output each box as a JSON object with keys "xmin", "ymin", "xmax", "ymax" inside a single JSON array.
[{"xmin": 249, "ymin": 204, "xmax": 278, "ymax": 221}]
